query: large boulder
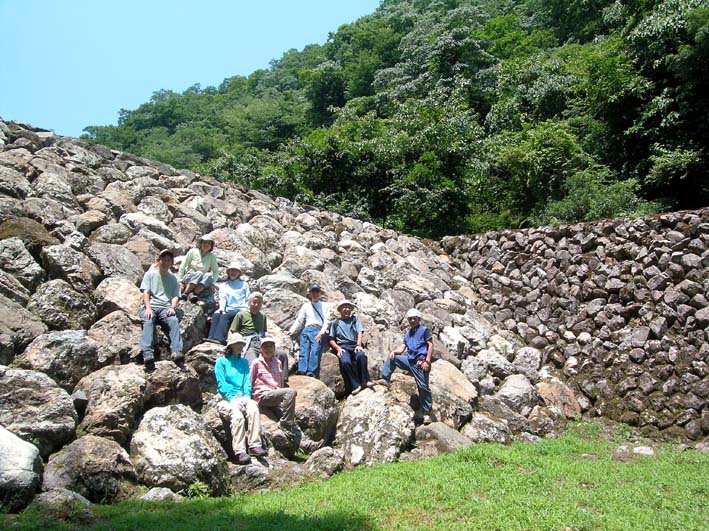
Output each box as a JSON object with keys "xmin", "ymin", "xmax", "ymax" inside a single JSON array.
[
  {"xmin": 27, "ymin": 279, "xmax": 98, "ymax": 330},
  {"xmin": 414, "ymin": 422, "xmax": 473, "ymax": 457},
  {"xmin": 185, "ymin": 342, "xmax": 223, "ymax": 394},
  {"xmin": 428, "ymin": 360, "xmax": 478, "ymax": 429},
  {"xmin": 0, "ymin": 293, "xmax": 47, "ymax": 358},
  {"xmin": 461, "ymin": 412, "xmax": 513, "ymax": 444},
  {"xmin": 263, "ymin": 288, "xmax": 306, "ymax": 329},
  {"xmin": 43, "ymin": 435, "xmax": 139, "ymax": 503},
  {"xmin": 289, "ymin": 375, "xmax": 339, "ymax": 444},
  {"xmin": 0, "ymin": 237, "xmax": 45, "ymax": 290},
  {"xmin": 41, "ymin": 244, "xmax": 101, "ymax": 293},
  {"xmin": 0, "ymin": 165, "xmax": 31, "ymax": 198},
  {"xmin": 335, "ymin": 388, "xmax": 414, "ymax": 466},
  {"xmin": 130, "ymin": 405, "xmax": 229, "ymax": 496},
  {"xmin": 87, "ymin": 311, "xmax": 141, "ymax": 365},
  {"xmin": 15, "ymin": 330, "xmax": 101, "ymax": 392},
  {"xmin": 74, "ymin": 364, "xmax": 147, "ymax": 445},
  {"xmin": 535, "ymin": 379, "xmax": 582, "ymax": 419},
  {"xmin": 144, "ymin": 361, "xmax": 202, "ymax": 410},
  {"xmin": 0, "ymin": 426, "xmax": 43, "ymax": 513},
  {"xmin": 87, "ymin": 242, "xmax": 143, "ymax": 285},
  {"xmin": 494, "ymin": 374, "xmax": 538, "ymax": 415},
  {"xmin": 318, "ymin": 352, "xmax": 347, "ymax": 399},
  {"xmin": 93, "ymin": 276, "xmax": 142, "ymax": 318},
  {"xmin": 0, "ymin": 217, "xmax": 59, "ymax": 259},
  {"xmin": 0, "ymin": 366, "xmax": 77, "ymax": 459},
  {"xmin": 0, "ymin": 268, "xmax": 30, "ymax": 306},
  {"xmin": 178, "ymin": 303, "xmax": 208, "ymax": 354}
]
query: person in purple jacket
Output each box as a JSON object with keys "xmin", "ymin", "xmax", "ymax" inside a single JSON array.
[{"xmin": 376, "ymin": 308, "xmax": 434, "ymax": 425}]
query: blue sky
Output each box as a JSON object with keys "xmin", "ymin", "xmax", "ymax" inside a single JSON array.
[{"xmin": 0, "ymin": 0, "xmax": 381, "ymax": 137}]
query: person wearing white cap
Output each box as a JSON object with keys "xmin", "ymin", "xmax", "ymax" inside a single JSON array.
[
  {"xmin": 376, "ymin": 308, "xmax": 434, "ymax": 424},
  {"xmin": 177, "ymin": 234, "xmax": 218, "ymax": 304},
  {"xmin": 328, "ymin": 300, "xmax": 373, "ymax": 395},
  {"xmin": 288, "ymin": 283, "xmax": 330, "ymax": 378},
  {"xmin": 215, "ymin": 333, "xmax": 266, "ymax": 465},
  {"xmin": 207, "ymin": 260, "xmax": 250, "ymax": 345}
]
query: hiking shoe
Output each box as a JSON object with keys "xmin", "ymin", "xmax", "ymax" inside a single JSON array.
[
  {"xmin": 144, "ymin": 359, "xmax": 156, "ymax": 372},
  {"xmin": 422, "ymin": 414, "xmax": 432, "ymax": 425},
  {"xmin": 235, "ymin": 452, "xmax": 251, "ymax": 465},
  {"xmin": 189, "ymin": 295, "xmax": 200, "ymax": 303},
  {"xmin": 249, "ymin": 446, "xmax": 267, "ymax": 458},
  {"xmin": 351, "ymin": 386, "xmax": 362, "ymax": 396},
  {"xmin": 374, "ymin": 379, "xmax": 389, "ymax": 388},
  {"xmin": 205, "ymin": 338, "xmax": 224, "ymax": 345},
  {"xmin": 365, "ymin": 380, "xmax": 376, "ymax": 388}
]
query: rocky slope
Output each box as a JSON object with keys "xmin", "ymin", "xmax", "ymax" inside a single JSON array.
[{"xmin": 0, "ymin": 119, "xmax": 705, "ymax": 512}]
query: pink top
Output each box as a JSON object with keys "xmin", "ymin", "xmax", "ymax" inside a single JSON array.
[{"xmin": 250, "ymin": 354, "xmax": 284, "ymax": 403}]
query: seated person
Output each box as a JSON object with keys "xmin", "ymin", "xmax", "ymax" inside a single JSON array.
[
  {"xmin": 177, "ymin": 234, "xmax": 218, "ymax": 304},
  {"xmin": 329, "ymin": 300, "xmax": 374, "ymax": 395},
  {"xmin": 215, "ymin": 333, "xmax": 267, "ymax": 465},
  {"xmin": 249, "ymin": 336, "xmax": 296, "ymax": 429},
  {"xmin": 207, "ymin": 261, "xmax": 250, "ymax": 345},
  {"xmin": 376, "ymin": 308, "xmax": 434, "ymax": 425},
  {"xmin": 139, "ymin": 249, "xmax": 184, "ymax": 372}
]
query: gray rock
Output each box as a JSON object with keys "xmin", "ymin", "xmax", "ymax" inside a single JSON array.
[
  {"xmin": 92, "ymin": 276, "xmax": 142, "ymax": 318},
  {"xmin": 335, "ymin": 388, "xmax": 414, "ymax": 466},
  {"xmin": 304, "ymin": 446, "xmax": 345, "ymax": 479},
  {"xmin": 30, "ymin": 488, "xmax": 93, "ymax": 514},
  {"xmin": 88, "ymin": 242, "xmax": 143, "ymax": 284},
  {"xmin": 41, "ymin": 244, "xmax": 102, "ymax": 293},
  {"xmin": 130, "ymin": 405, "xmax": 229, "ymax": 496},
  {"xmin": 414, "ymin": 422, "xmax": 474, "ymax": 456},
  {"xmin": 87, "ymin": 311, "xmax": 141, "ymax": 365},
  {"xmin": 0, "ymin": 237, "xmax": 45, "ymax": 291},
  {"xmin": 536, "ymin": 379, "xmax": 581, "ymax": 419},
  {"xmin": 143, "ymin": 361, "xmax": 202, "ymax": 410},
  {"xmin": 0, "ymin": 366, "xmax": 77, "ymax": 459},
  {"xmin": 461, "ymin": 412, "xmax": 513, "ymax": 444},
  {"xmin": 0, "ymin": 268, "xmax": 30, "ymax": 306},
  {"xmin": 494, "ymin": 374, "xmax": 538, "ymax": 415},
  {"xmin": 43, "ymin": 435, "xmax": 139, "ymax": 503},
  {"xmin": 0, "ymin": 426, "xmax": 43, "ymax": 513},
  {"xmin": 27, "ymin": 279, "xmax": 98, "ymax": 330},
  {"xmin": 290, "ymin": 375, "xmax": 339, "ymax": 444},
  {"xmin": 0, "ymin": 293, "xmax": 47, "ymax": 357},
  {"xmin": 15, "ymin": 330, "xmax": 100, "ymax": 392},
  {"xmin": 141, "ymin": 487, "xmax": 183, "ymax": 501},
  {"xmin": 0, "ymin": 165, "xmax": 31, "ymax": 198},
  {"xmin": 89, "ymin": 223, "xmax": 134, "ymax": 244}
]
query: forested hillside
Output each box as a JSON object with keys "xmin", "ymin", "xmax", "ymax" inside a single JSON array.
[{"xmin": 83, "ymin": 0, "xmax": 709, "ymax": 237}]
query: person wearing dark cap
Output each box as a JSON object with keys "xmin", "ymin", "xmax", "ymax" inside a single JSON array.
[
  {"xmin": 329, "ymin": 300, "xmax": 374, "ymax": 395},
  {"xmin": 138, "ymin": 249, "xmax": 184, "ymax": 371},
  {"xmin": 376, "ymin": 308, "xmax": 434, "ymax": 424},
  {"xmin": 177, "ymin": 234, "xmax": 218, "ymax": 304},
  {"xmin": 288, "ymin": 283, "xmax": 330, "ymax": 378},
  {"xmin": 206, "ymin": 260, "xmax": 250, "ymax": 345}
]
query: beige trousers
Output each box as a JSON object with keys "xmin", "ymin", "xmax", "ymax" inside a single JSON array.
[{"xmin": 217, "ymin": 398, "xmax": 262, "ymax": 454}]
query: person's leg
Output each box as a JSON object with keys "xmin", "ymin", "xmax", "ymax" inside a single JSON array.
[
  {"xmin": 276, "ymin": 349, "xmax": 290, "ymax": 384},
  {"xmin": 354, "ymin": 350, "xmax": 371, "ymax": 386},
  {"xmin": 156, "ymin": 308, "xmax": 183, "ymax": 360},
  {"xmin": 259, "ymin": 388, "xmax": 296, "ymax": 425},
  {"xmin": 339, "ymin": 349, "xmax": 360, "ymax": 390},
  {"xmin": 139, "ymin": 307, "xmax": 157, "ymax": 362},
  {"xmin": 207, "ymin": 312, "xmax": 224, "ymax": 342},
  {"xmin": 298, "ymin": 328, "xmax": 313, "ymax": 374},
  {"xmin": 209, "ymin": 310, "xmax": 235, "ymax": 344},
  {"xmin": 379, "ymin": 355, "xmax": 395, "ymax": 382},
  {"xmin": 244, "ymin": 399, "xmax": 263, "ymax": 451},
  {"xmin": 409, "ymin": 362, "xmax": 432, "ymax": 413},
  {"xmin": 244, "ymin": 337, "xmax": 261, "ymax": 363},
  {"xmin": 307, "ymin": 330, "xmax": 324, "ymax": 377},
  {"xmin": 217, "ymin": 399, "xmax": 248, "ymax": 455}
]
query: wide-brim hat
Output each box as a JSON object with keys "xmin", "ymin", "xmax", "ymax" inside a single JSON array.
[
  {"xmin": 226, "ymin": 332, "xmax": 246, "ymax": 349},
  {"xmin": 405, "ymin": 308, "xmax": 422, "ymax": 319},
  {"xmin": 337, "ymin": 300, "xmax": 355, "ymax": 312},
  {"xmin": 226, "ymin": 261, "xmax": 242, "ymax": 274}
]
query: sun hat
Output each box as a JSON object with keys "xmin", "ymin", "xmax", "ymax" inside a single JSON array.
[
  {"xmin": 337, "ymin": 300, "xmax": 355, "ymax": 312},
  {"xmin": 226, "ymin": 333, "xmax": 246, "ymax": 349},
  {"xmin": 260, "ymin": 336, "xmax": 276, "ymax": 347},
  {"xmin": 405, "ymin": 308, "xmax": 422, "ymax": 319},
  {"xmin": 226, "ymin": 261, "xmax": 242, "ymax": 274}
]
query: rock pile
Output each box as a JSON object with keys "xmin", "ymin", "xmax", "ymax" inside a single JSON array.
[{"xmin": 0, "ymin": 118, "xmax": 704, "ymax": 511}]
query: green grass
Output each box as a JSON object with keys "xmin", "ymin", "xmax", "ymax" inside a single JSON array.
[{"xmin": 5, "ymin": 421, "xmax": 708, "ymax": 531}]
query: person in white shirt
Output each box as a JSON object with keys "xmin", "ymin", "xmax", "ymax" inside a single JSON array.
[
  {"xmin": 288, "ymin": 283, "xmax": 329, "ymax": 378},
  {"xmin": 206, "ymin": 261, "xmax": 250, "ymax": 345}
]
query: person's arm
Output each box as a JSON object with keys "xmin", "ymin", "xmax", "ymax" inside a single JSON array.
[
  {"xmin": 142, "ymin": 290, "xmax": 153, "ymax": 319},
  {"xmin": 389, "ymin": 342, "xmax": 406, "ymax": 360},
  {"xmin": 177, "ymin": 250, "xmax": 191, "ymax": 281},
  {"xmin": 328, "ymin": 321, "xmax": 342, "ymax": 356},
  {"xmin": 288, "ymin": 304, "xmax": 306, "ymax": 336},
  {"xmin": 354, "ymin": 331, "xmax": 364, "ymax": 353},
  {"xmin": 242, "ymin": 359, "xmax": 252, "ymax": 398},
  {"xmin": 210, "ymin": 254, "xmax": 218, "ymax": 278},
  {"xmin": 317, "ymin": 303, "xmax": 329, "ymax": 337},
  {"xmin": 218, "ymin": 282, "xmax": 228, "ymax": 313},
  {"xmin": 166, "ymin": 295, "xmax": 179, "ymax": 317}
]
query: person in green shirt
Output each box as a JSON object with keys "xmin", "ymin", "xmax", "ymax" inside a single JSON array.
[
  {"xmin": 177, "ymin": 234, "xmax": 218, "ymax": 304},
  {"xmin": 139, "ymin": 249, "xmax": 184, "ymax": 371}
]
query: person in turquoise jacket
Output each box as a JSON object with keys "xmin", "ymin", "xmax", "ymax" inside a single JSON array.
[{"xmin": 215, "ymin": 333, "xmax": 266, "ymax": 464}]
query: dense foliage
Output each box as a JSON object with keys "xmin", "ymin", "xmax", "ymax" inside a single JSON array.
[{"xmin": 83, "ymin": 0, "xmax": 709, "ymax": 237}]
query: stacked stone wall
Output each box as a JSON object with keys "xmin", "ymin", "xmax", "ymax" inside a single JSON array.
[{"xmin": 442, "ymin": 211, "xmax": 709, "ymax": 439}]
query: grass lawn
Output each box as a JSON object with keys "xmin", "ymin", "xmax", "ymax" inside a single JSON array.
[{"xmin": 4, "ymin": 421, "xmax": 708, "ymax": 531}]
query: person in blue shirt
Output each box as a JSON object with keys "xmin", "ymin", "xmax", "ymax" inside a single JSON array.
[
  {"xmin": 215, "ymin": 332, "xmax": 266, "ymax": 465},
  {"xmin": 376, "ymin": 308, "xmax": 434, "ymax": 425},
  {"xmin": 328, "ymin": 300, "xmax": 374, "ymax": 395},
  {"xmin": 207, "ymin": 261, "xmax": 250, "ymax": 345}
]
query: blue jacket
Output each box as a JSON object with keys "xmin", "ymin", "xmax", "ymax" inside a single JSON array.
[{"xmin": 215, "ymin": 354, "xmax": 251, "ymax": 400}]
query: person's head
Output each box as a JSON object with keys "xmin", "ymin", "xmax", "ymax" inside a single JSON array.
[
  {"xmin": 405, "ymin": 308, "xmax": 422, "ymax": 328},
  {"xmin": 199, "ymin": 235, "xmax": 214, "ymax": 254},
  {"xmin": 249, "ymin": 292, "xmax": 263, "ymax": 314},
  {"xmin": 337, "ymin": 300, "xmax": 355, "ymax": 319},
  {"xmin": 157, "ymin": 249, "xmax": 174, "ymax": 273},
  {"xmin": 226, "ymin": 333, "xmax": 246, "ymax": 356},
  {"xmin": 307, "ymin": 283, "xmax": 322, "ymax": 301},
  {"xmin": 260, "ymin": 336, "xmax": 276, "ymax": 360},
  {"xmin": 226, "ymin": 261, "xmax": 242, "ymax": 280}
]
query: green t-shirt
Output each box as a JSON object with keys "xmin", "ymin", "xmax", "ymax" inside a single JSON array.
[
  {"xmin": 230, "ymin": 310, "xmax": 267, "ymax": 335},
  {"xmin": 140, "ymin": 267, "xmax": 180, "ymax": 309}
]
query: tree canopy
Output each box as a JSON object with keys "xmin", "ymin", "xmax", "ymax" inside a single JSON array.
[{"xmin": 83, "ymin": 0, "xmax": 709, "ymax": 237}]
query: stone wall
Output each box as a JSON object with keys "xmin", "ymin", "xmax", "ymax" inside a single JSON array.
[{"xmin": 442, "ymin": 211, "xmax": 709, "ymax": 440}]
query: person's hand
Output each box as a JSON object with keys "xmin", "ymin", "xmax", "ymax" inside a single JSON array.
[
  {"xmin": 144, "ymin": 307, "xmax": 153, "ymax": 320},
  {"xmin": 389, "ymin": 351, "xmax": 396, "ymax": 361},
  {"xmin": 418, "ymin": 359, "xmax": 431, "ymax": 372},
  {"xmin": 336, "ymin": 348, "xmax": 344, "ymax": 359},
  {"xmin": 355, "ymin": 345, "xmax": 364, "ymax": 353},
  {"xmin": 166, "ymin": 307, "xmax": 176, "ymax": 317},
  {"xmin": 315, "ymin": 333, "xmax": 323, "ymax": 343}
]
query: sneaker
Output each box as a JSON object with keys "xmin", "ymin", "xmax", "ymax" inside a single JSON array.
[
  {"xmin": 422, "ymin": 414, "xmax": 432, "ymax": 425},
  {"xmin": 351, "ymin": 386, "xmax": 362, "ymax": 396},
  {"xmin": 249, "ymin": 446, "xmax": 267, "ymax": 457},
  {"xmin": 305, "ymin": 372, "xmax": 316, "ymax": 378},
  {"xmin": 365, "ymin": 381, "xmax": 376, "ymax": 388},
  {"xmin": 144, "ymin": 359, "xmax": 156, "ymax": 372},
  {"xmin": 235, "ymin": 452, "xmax": 251, "ymax": 465},
  {"xmin": 374, "ymin": 378, "xmax": 389, "ymax": 388},
  {"xmin": 189, "ymin": 295, "xmax": 200, "ymax": 303}
]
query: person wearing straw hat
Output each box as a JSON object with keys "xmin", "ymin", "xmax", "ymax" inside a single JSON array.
[
  {"xmin": 215, "ymin": 332, "xmax": 267, "ymax": 465},
  {"xmin": 376, "ymin": 308, "xmax": 434, "ymax": 425},
  {"xmin": 288, "ymin": 283, "xmax": 330, "ymax": 378},
  {"xmin": 177, "ymin": 234, "xmax": 218, "ymax": 304},
  {"xmin": 138, "ymin": 249, "xmax": 184, "ymax": 372},
  {"xmin": 328, "ymin": 300, "xmax": 374, "ymax": 395},
  {"xmin": 206, "ymin": 260, "xmax": 250, "ymax": 345}
]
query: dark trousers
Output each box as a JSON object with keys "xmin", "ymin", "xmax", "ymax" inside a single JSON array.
[{"xmin": 340, "ymin": 348, "xmax": 370, "ymax": 390}]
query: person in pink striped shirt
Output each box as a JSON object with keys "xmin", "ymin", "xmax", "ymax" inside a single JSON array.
[{"xmin": 249, "ymin": 336, "xmax": 296, "ymax": 428}]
